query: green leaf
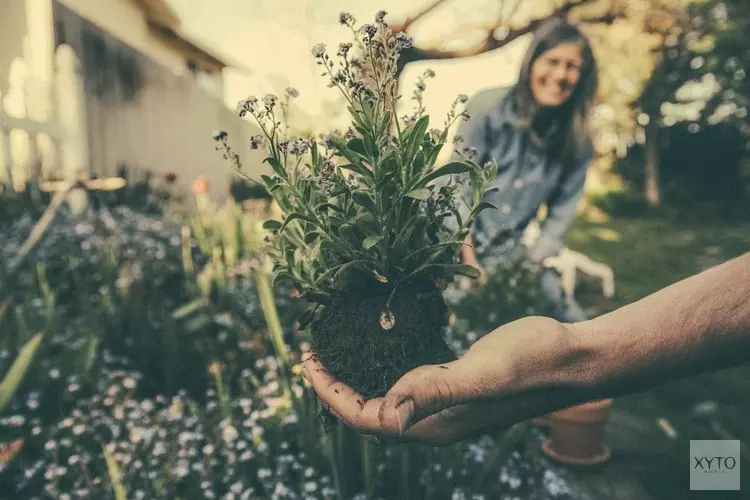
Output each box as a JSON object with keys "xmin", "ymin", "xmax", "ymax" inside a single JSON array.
[
  {"xmin": 414, "ymin": 263, "xmax": 480, "ymax": 279},
  {"xmin": 0, "ymin": 298, "xmax": 11, "ymax": 324},
  {"xmin": 355, "ymin": 212, "xmax": 377, "ymax": 226},
  {"xmin": 280, "ymin": 212, "xmax": 318, "ymax": 233},
  {"xmin": 338, "ymin": 223, "xmax": 360, "ymax": 247},
  {"xmin": 486, "ymin": 161, "xmax": 499, "ymax": 181},
  {"xmin": 471, "ymin": 170, "xmax": 482, "ymax": 206},
  {"xmin": 331, "ymin": 137, "xmax": 369, "ymax": 172},
  {"xmin": 78, "ymin": 335, "xmax": 99, "ymax": 376},
  {"xmin": 304, "ymin": 231, "xmax": 324, "ymax": 245},
  {"xmin": 378, "ymin": 111, "xmax": 392, "ymax": 136},
  {"xmin": 302, "ymin": 181, "xmax": 312, "ymax": 204},
  {"xmin": 310, "ymin": 141, "xmax": 320, "ymax": 173},
  {"xmin": 103, "ymin": 444, "xmax": 128, "ymax": 500},
  {"xmin": 297, "ymin": 307, "xmax": 317, "ymax": 330},
  {"xmin": 425, "ymin": 129, "xmax": 448, "ymax": 166},
  {"xmin": 347, "ymin": 105, "xmax": 366, "ymax": 128},
  {"xmin": 313, "ymin": 260, "xmax": 367, "ymax": 286},
  {"xmin": 261, "ymin": 174, "xmax": 277, "ymax": 190},
  {"xmin": 405, "ymin": 188, "xmax": 431, "ymax": 200},
  {"xmin": 405, "ymin": 116, "xmax": 430, "ymax": 162},
  {"xmin": 402, "ymin": 241, "xmax": 463, "ymax": 266},
  {"xmin": 315, "ymin": 202, "xmax": 345, "ymax": 214},
  {"xmin": 375, "ymin": 155, "xmax": 397, "ymax": 185},
  {"xmin": 0, "ymin": 333, "xmax": 43, "ymax": 414},
  {"xmin": 271, "ymin": 271, "xmax": 294, "ymax": 288},
  {"xmin": 172, "ymin": 298, "xmax": 210, "ymax": 320},
  {"xmin": 469, "ymin": 201, "xmax": 498, "ymax": 220},
  {"xmin": 416, "ymin": 161, "xmax": 473, "ymax": 189},
  {"xmin": 363, "ymin": 235, "xmax": 384, "ymax": 249},
  {"xmin": 347, "ymin": 138, "xmax": 368, "ymax": 158},
  {"xmin": 412, "ymin": 150, "xmax": 426, "ymax": 178},
  {"xmin": 263, "ymin": 156, "xmax": 286, "ymax": 179},
  {"xmin": 352, "ymin": 191, "xmax": 377, "ymax": 213},
  {"xmin": 262, "ymin": 220, "xmax": 282, "ymax": 230},
  {"xmin": 339, "ymin": 163, "xmax": 374, "ymax": 182},
  {"xmin": 284, "ymin": 246, "xmax": 296, "ymax": 270}
]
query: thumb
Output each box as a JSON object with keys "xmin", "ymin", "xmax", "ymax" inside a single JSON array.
[{"xmin": 378, "ymin": 360, "xmax": 471, "ymax": 435}]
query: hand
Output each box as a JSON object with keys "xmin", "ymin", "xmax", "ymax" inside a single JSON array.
[
  {"xmin": 303, "ymin": 317, "xmax": 587, "ymax": 446},
  {"xmin": 461, "ymin": 249, "xmax": 487, "ymax": 286}
]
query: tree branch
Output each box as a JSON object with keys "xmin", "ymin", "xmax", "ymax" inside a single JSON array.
[
  {"xmin": 391, "ymin": 0, "xmax": 452, "ymax": 33},
  {"xmin": 501, "ymin": 0, "xmax": 524, "ymax": 23},
  {"xmin": 397, "ymin": 8, "xmax": 618, "ymax": 69}
]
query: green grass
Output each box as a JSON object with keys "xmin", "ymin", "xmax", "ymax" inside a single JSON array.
[
  {"xmin": 567, "ymin": 215, "xmax": 750, "ymax": 499},
  {"xmin": 568, "ymin": 216, "xmax": 750, "ymax": 309}
]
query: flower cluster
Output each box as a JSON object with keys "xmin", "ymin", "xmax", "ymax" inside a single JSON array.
[
  {"xmin": 214, "ymin": 11, "xmax": 498, "ymax": 325},
  {"xmin": 0, "ymin": 202, "xmax": 304, "ymax": 470},
  {"xmin": 405, "ymin": 69, "xmax": 438, "ymax": 125},
  {"xmin": 3, "ymin": 368, "xmax": 337, "ymax": 500}
]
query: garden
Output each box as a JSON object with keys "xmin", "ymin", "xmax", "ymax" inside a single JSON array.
[{"xmin": 2, "ymin": 6, "xmax": 750, "ymax": 500}]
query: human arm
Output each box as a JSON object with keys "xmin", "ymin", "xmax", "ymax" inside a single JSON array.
[
  {"xmin": 528, "ymin": 152, "xmax": 589, "ymax": 263},
  {"xmin": 304, "ymin": 252, "xmax": 750, "ymax": 445}
]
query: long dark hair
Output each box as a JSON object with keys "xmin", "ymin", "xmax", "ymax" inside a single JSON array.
[{"xmin": 510, "ymin": 19, "xmax": 598, "ymax": 167}]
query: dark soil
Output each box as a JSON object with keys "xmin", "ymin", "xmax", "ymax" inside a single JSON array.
[{"xmin": 310, "ymin": 272, "xmax": 456, "ymax": 398}]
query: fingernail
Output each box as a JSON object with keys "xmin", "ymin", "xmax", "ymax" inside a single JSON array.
[{"xmin": 395, "ymin": 398, "xmax": 415, "ymax": 435}]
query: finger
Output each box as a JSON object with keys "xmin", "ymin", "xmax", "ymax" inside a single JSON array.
[
  {"xmin": 301, "ymin": 351, "xmax": 315, "ymax": 365},
  {"xmin": 378, "ymin": 360, "xmax": 472, "ymax": 435},
  {"xmin": 304, "ymin": 356, "xmax": 392, "ymax": 434}
]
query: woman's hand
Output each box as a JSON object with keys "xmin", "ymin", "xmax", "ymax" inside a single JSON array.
[
  {"xmin": 461, "ymin": 234, "xmax": 487, "ymax": 286},
  {"xmin": 303, "ymin": 317, "xmax": 590, "ymax": 446}
]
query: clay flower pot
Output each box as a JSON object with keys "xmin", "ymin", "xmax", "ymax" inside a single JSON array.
[{"xmin": 533, "ymin": 398, "xmax": 614, "ymax": 466}]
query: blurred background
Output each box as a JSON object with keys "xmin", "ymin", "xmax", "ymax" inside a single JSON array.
[{"xmin": 0, "ymin": 1, "xmax": 748, "ymax": 499}]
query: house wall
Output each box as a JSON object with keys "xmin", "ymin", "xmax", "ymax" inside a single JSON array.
[
  {"xmin": 56, "ymin": 0, "xmax": 224, "ymax": 99},
  {"xmin": 52, "ymin": 2, "xmax": 268, "ymax": 202},
  {"xmin": 0, "ymin": 0, "xmax": 29, "ymax": 97},
  {"xmin": 57, "ymin": 0, "xmax": 188, "ymax": 76}
]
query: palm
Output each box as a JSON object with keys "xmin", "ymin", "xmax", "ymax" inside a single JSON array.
[{"xmin": 303, "ymin": 316, "xmax": 569, "ymax": 445}]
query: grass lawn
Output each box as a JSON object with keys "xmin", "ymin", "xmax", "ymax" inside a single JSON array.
[{"xmin": 567, "ymin": 214, "xmax": 750, "ymax": 499}]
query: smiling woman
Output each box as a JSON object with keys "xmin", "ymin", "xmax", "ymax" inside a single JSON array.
[
  {"xmin": 450, "ymin": 18, "xmax": 599, "ymax": 324},
  {"xmin": 529, "ymin": 42, "xmax": 583, "ymax": 107}
]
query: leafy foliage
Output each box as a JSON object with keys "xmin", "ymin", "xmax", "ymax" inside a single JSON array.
[{"xmin": 215, "ymin": 13, "xmax": 497, "ymax": 304}]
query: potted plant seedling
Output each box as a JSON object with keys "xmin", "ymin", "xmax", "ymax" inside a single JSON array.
[{"xmin": 214, "ymin": 12, "xmax": 499, "ymax": 398}]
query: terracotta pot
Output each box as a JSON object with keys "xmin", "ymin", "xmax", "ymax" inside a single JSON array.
[{"xmin": 533, "ymin": 398, "xmax": 614, "ymax": 466}]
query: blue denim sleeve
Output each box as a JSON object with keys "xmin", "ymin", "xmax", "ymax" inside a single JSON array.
[{"xmin": 528, "ymin": 150, "xmax": 591, "ymax": 262}]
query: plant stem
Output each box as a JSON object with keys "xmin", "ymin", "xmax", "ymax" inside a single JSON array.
[{"xmin": 362, "ymin": 437, "xmax": 376, "ymax": 500}]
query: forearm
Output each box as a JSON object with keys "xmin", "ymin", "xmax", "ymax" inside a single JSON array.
[
  {"xmin": 562, "ymin": 252, "xmax": 750, "ymax": 399},
  {"xmin": 461, "ymin": 233, "xmax": 476, "ymax": 263}
]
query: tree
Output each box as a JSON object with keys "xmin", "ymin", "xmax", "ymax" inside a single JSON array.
[
  {"xmin": 384, "ymin": 0, "xmax": 749, "ymax": 208},
  {"xmin": 382, "ymin": 0, "xmax": 681, "ymax": 196},
  {"xmin": 632, "ymin": 0, "xmax": 750, "ymax": 207}
]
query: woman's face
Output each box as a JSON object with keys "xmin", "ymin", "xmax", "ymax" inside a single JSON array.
[{"xmin": 529, "ymin": 42, "xmax": 583, "ymax": 108}]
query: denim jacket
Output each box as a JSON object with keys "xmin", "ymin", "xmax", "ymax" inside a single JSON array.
[{"xmin": 446, "ymin": 86, "xmax": 592, "ymax": 263}]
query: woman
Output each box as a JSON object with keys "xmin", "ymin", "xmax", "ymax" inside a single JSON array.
[{"xmin": 452, "ymin": 18, "xmax": 599, "ymax": 323}]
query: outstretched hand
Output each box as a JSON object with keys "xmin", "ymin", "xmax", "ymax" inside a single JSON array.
[{"xmin": 302, "ymin": 317, "xmax": 586, "ymax": 446}]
